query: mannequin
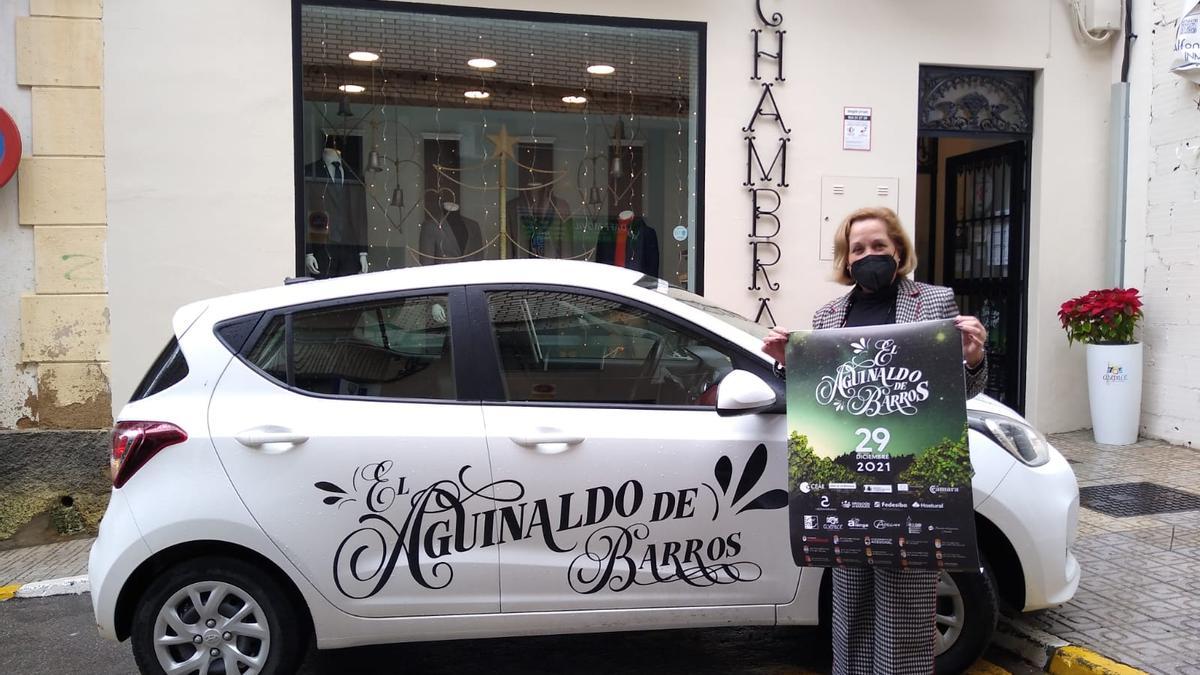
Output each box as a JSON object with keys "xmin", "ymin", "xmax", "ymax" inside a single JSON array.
[
  {"xmin": 303, "ymin": 139, "xmax": 369, "ymax": 278},
  {"xmin": 505, "ymin": 182, "xmax": 574, "ymax": 258},
  {"xmin": 418, "ymin": 199, "xmax": 484, "ymax": 265},
  {"xmin": 596, "ymin": 209, "xmax": 660, "ymax": 276}
]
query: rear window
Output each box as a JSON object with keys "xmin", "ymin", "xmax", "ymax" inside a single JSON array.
[
  {"xmin": 244, "ymin": 294, "xmax": 456, "ymax": 401},
  {"xmin": 129, "ymin": 338, "xmax": 190, "ymax": 402}
]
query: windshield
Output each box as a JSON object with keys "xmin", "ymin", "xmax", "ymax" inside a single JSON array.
[{"xmin": 665, "ymin": 288, "xmax": 770, "ymax": 339}]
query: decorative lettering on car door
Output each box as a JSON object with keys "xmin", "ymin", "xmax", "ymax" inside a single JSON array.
[{"xmin": 314, "ymin": 444, "xmax": 787, "ymax": 598}]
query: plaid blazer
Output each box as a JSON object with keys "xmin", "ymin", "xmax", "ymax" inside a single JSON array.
[{"xmin": 812, "ymin": 277, "xmax": 987, "ymax": 398}]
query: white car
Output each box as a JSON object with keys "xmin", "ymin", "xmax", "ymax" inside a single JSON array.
[{"xmin": 89, "ymin": 260, "xmax": 1080, "ymax": 675}]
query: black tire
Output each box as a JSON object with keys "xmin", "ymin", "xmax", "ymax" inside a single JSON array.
[
  {"xmin": 935, "ymin": 558, "xmax": 1000, "ymax": 674},
  {"xmin": 130, "ymin": 556, "xmax": 307, "ymax": 675}
]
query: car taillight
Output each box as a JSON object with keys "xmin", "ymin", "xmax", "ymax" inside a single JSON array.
[{"xmin": 111, "ymin": 421, "xmax": 188, "ymax": 488}]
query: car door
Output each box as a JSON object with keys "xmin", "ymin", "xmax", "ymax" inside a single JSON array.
[
  {"xmin": 470, "ymin": 285, "xmax": 799, "ymax": 613},
  {"xmin": 207, "ymin": 287, "xmax": 501, "ymax": 618}
]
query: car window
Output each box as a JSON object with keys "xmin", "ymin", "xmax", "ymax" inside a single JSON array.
[
  {"xmin": 246, "ymin": 294, "xmax": 455, "ymax": 400},
  {"xmin": 486, "ymin": 290, "xmax": 734, "ymax": 406}
]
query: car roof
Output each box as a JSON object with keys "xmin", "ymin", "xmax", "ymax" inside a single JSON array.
[{"xmin": 178, "ymin": 259, "xmax": 647, "ymax": 327}]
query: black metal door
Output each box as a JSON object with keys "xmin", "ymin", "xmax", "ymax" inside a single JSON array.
[{"xmin": 943, "ymin": 141, "xmax": 1027, "ymax": 411}]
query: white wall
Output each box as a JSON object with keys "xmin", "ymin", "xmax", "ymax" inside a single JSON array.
[
  {"xmin": 0, "ymin": 0, "xmax": 37, "ymax": 429},
  {"xmin": 105, "ymin": 0, "xmax": 1120, "ymax": 432},
  {"xmin": 1137, "ymin": 0, "xmax": 1200, "ymax": 448},
  {"xmin": 105, "ymin": 0, "xmax": 297, "ymax": 407}
]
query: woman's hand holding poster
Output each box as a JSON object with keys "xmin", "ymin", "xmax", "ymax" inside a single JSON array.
[{"xmin": 786, "ymin": 319, "xmax": 980, "ymax": 572}]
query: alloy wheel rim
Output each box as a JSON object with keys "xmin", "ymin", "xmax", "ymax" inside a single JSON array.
[
  {"xmin": 153, "ymin": 580, "xmax": 271, "ymax": 675},
  {"xmin": 933, "ymin": 572, "xmax": 966, "ymax": 656}
]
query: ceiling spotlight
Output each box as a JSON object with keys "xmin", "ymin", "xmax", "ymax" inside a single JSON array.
[
  {"xmin": 338, "ymin": 84, "xmax": 365, "ymax": 93},
  {"xmin": 468, "ymin": 58, "xmax": 498, "ymax": 69},
  {"xmin": 587, "ymin": 64, "xmax": 615, "ymax": 75},
  {"xmin": 348, "ymin": 51, "xmax": 379, "ymax": 62},
  {"xmin": 562, "ymin": 95, "xmax": 588, "ymax": 104},
  {"xmin": 464, "ymin": 90, "xmax": 490, "ymax": 100}
]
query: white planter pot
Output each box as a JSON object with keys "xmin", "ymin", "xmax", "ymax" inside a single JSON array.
[{"xmin": 1085, "ymin": 343, "xmax": 1143, "ymax": 445}]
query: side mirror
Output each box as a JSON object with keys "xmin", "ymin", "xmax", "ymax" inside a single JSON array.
[{"xmin": 716, "ymin": 369, "xmax": 777, "ymax": 416}]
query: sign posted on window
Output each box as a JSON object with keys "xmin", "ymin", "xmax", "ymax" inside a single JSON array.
[{"xmin": 785, "ymin": 319, "xmax": 980, "ymax": 572}]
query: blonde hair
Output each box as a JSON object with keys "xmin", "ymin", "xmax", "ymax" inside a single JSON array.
[{"xmin": 831, "ymin": 206, "xmax": 917, "ymax": 285}]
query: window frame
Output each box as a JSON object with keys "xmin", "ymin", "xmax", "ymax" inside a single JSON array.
[
  {"xmin": 292, "ymin": 0, "xmax": 708, "ymax": 292},
  {"xmin": 464, "ymin": 283, "xmax": 782, "ymax": 411},
  {"xmin": 219, "ymin": 285, "xmax": 477, "ymax": 404}
]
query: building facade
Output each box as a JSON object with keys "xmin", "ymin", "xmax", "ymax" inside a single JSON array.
[{"xmin": 0, "ymin": 0, "xmax": 1196, "ymax": 542}]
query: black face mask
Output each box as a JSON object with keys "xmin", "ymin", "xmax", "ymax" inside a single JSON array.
[{"xmin": 850, "ymin": 254, "xmax": 898, "ymax": 292}]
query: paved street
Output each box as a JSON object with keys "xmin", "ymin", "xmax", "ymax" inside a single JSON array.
[{"xmin": 0, "ymin": 592, "xmax": 1033, "ymax": 675}]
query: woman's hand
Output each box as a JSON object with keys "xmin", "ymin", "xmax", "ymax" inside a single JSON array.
[
  {"xmin": 761, "ymin": 326, "xmax": 790, "ymax": 365},
  {"xmin": 954, "ymin": 315, "xmax": 987, "ymax": 368}
]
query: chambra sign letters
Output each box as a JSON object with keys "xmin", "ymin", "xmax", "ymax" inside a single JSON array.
[{"xmin": 747, "ymin": 0, "xmax": 789, "ymax": 326}]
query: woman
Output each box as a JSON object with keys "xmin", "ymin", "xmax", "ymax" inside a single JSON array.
[{"xmin": 761, "ymin": 206, "xmax": 987, "ymax": 675}]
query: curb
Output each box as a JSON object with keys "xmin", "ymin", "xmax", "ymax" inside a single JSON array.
[
  {"xmin": 996, "ymin": 616, "xmax": 1148, "ymax": 675},
  {"xmin": 1047, "ymin": 647, "xmax": 1147, "ymax": 675},
  {"xmin": 0, "ymin": 575, "xmax": 89, "ymax": 601}
]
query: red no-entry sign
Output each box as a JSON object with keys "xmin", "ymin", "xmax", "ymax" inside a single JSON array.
[{"xmin": 0, "ymin": 107, "xmax": 22, "ymax": 188}]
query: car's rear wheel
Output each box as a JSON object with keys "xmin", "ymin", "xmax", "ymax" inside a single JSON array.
[
  {"xmin": 935, "ymin": 560, "xmax": 999, "ymax": 674},
  {"xmin": 130, "ymin": 556, "xmax": 305, "ymax": 675}
]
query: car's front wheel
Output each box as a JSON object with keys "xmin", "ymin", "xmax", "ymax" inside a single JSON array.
[
  {"xmin": 935, "ymin": 560, "xmax": 1000, "ymax": 673},
  {"xmin": 130, "ymin": 556, "xmax": 306, "ymax": 675}
]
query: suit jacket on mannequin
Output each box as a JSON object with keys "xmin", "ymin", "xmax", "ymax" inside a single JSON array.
[
  {"xmin": 595, "ymin": 216, "xmax": 660, "ymax": 277},
  {"xmin": 303, "ymin": 160, "xmax": 369, "ymax": 252},
  {"xmin": 505, "ymin": 191, "xmax": 574, "ymax": 259},
  {"xmin": 418, "ymin": 209, "xmax": 485, "ymax": 264}
]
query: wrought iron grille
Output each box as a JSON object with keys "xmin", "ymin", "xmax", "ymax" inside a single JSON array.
[
  {"xmin": 945, "ymin": 142, "xmax": 1026, "ymax": 410},
  {"xmin": 918, "ymin": 67, "xmax": 1033, "ymax": 136}
]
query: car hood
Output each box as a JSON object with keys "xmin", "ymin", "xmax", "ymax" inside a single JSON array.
[{"xmin": 966, "ymin": 394, "xmax": 1025, "ymax": 422}]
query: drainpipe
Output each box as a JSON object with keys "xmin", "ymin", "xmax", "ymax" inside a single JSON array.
[
  {"xmin": 1108, "ymin": 0, "xmax": 1136, "ymax": 287},
  {"xmin": 1109, "ymin": 82, "xmax": 1129, "ymax": 288}
]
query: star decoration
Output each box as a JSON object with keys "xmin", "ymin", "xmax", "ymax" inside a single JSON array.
[{"xmin": 486, "ymin": 125, "xmax": 519, "ymax": 161}]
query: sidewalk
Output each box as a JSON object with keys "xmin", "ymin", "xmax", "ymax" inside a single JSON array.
[
  {"xmin": 0, "ymin": 537, "xmax": 92, "ymax": 588},
  {"xmin": 1028, "ymin": 431, "xmax": 1200, "ymax": 675},
  {"xmin": 0, "ymin": 432, "xmax": 1197, "ymax": 673}
]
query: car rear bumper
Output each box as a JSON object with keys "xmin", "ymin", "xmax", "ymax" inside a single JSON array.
[
  {"xmin": 88, "ymin": 489, "xmax": 152, "ymax": 642},
  {"xmin": 977, "ymin": 444, "xmax": 1081, "ymax": 611}
]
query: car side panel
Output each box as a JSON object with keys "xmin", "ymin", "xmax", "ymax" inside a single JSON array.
[
  {"xmin": 115, "ymin": 410, "xmax": 344, "ymax": 632},
  {"xmin": 311, "ymin": 603, "xmax": 778, "ymax": 650}
]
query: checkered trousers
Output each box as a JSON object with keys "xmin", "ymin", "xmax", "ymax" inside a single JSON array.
[{"xmin": 832, "ymin": 567, "xmax": 940, "ymax": 675}]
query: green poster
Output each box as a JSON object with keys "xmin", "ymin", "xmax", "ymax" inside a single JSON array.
[{"xmin": 786, "ymin": 319, "xmax": 979, "ymax": 572}]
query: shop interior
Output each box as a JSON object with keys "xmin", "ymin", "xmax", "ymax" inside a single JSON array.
[{"xmin": 299, "ymin": 4, "xmax": 701, "ymax": 288}]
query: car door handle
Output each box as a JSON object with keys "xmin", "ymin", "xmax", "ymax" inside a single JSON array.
[
  {"xmin": 235, "ymin": 428, "xmax": 309, "ymax": 448},
  {"xmin": 510, "ymin": 433, "xmax": 584, "ymax": 454}
]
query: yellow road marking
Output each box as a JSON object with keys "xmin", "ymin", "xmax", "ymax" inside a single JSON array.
[{"xmin": 1049, "ymin": 646, "xmax": 1149, "ymax": 675}]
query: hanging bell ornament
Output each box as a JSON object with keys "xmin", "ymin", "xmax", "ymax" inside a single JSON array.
[{"xmin": 367, "ymin": 149, "xmax": 384, "ymax": 172}]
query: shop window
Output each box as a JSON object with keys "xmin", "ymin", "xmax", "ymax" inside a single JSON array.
[
  {"xmin": 246, "ymin": 295, "xmax": 455, "ymax": 400},
  {"xmin": 297, "ymin": 3, "xmax": 703, "ymax": 289},
  {"xmin": 485, "ymin": 290, "xmax": 732, "ymax": 406}
]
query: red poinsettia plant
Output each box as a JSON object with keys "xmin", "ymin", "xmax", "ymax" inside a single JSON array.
[{"xmin": 1058, "ymin": 288, "xmax": 1143, "ymax": 345}]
